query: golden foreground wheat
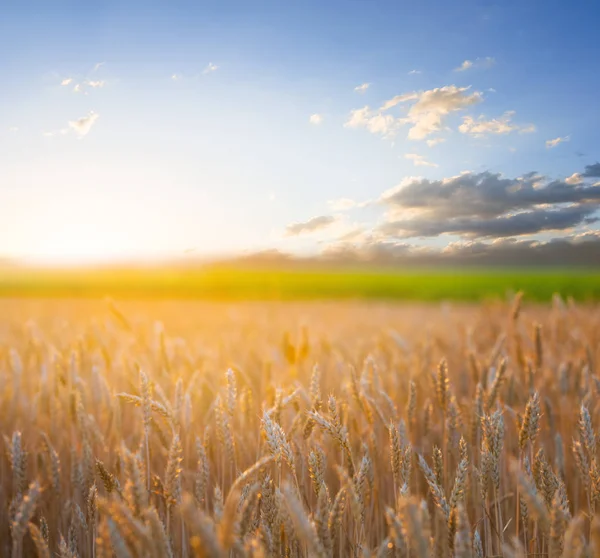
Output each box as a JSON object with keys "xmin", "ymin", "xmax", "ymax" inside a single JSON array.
[{"xmin": 0, "ymin": 296, "xmax": 599, "ymax": 557}]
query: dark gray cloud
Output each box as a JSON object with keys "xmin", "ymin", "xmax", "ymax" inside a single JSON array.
[
  {"xmin": 285, "ymin": 215, "xmax": 336, "ymax": 236},
  {"xmin": 382, "ymin": 171, "xmax": 600, "ymax": 220},
  {"xmin": 378, "ymin": 203, "xmax": 599, "ymax": 239},
  {"xmin": 583, "ymin": 163, "xmax": 600, "ymax": 178}
]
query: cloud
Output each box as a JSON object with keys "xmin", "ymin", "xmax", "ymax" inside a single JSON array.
[
  {"xmin": 380, "ymin": 93, "xmax": 419, "ymax": 111},
  {"xmin": 346, "ymin": 85, "xmax": 482, "ymax": 141},
  {"xmin": 72, "ymin": 79, "xmax": 105, "ymax": 94},
  {"xmin": 171, "ymin": 74, "xmax": 181, "ymax": 81},
  {"xmin": 566, "ymin": 173, "xmax": 583, "ymax": 185},
  {"xmin": 381, "ymin": 170, "xmax": 600, "ymax": 220},
  {"xmin": 354, "ymin": 83, "xmax": 370, "ymax": 93},
  {"xmin": 404, "ymin": 85, "xmax": 483, "ymax": 139},
  {"xmin": 376, "ymin": 168, "xmax": 600, "ymax": 241},
  {"xmin": 455, "ymin": 60, "xmax": 473, "ymax": 72},
  {"xmin": 408, "ymin": 70, "xmax": 422, "ymax": 75},
  {"xmin": 203, "ymin": 62, "xmax": 219, "ymax": 74},
  {"xmin": 344, "ymin": 106, "xmax": 399, "ymax": 138},
  {"xmin": 321, "ymin": 232, "xmax": 600, "ymax": 267},
  {"xmin": 454, "ymin": 57, "xmax": 496, "ymax": 72},
  {"xmin": 92, "ymin": 62, "xmax": 105, "ymax": 72},
  {"xmin": 285, "ymin": 215, "xmax": 337, "ymax": 236},
  {"xmin": 378, "ymin": 203, "xmax": 598, "ymax": 239},
  {"xmin": 61, "ymin": 78, "xmax": 73, "ymax": 86},
  {"xmin": 309, "ymin": 114, "xmax": 323, "ymax": 125},
  {"xmin": 43, "ymin": 128, "xmax": 68, "ymax": 138},
  {"xmin": 459, "ymin": 111, "xmax": 535, "ymax": 137},
  {"xmin": 8, "ymin": 127, "xmax": 18, "ymax": 132},
  {"xmin": 546, "ymin": 136, "xmax": 569, "ymax": 148},
  {"xmin": 404, "ymin": 153, "xmax": 438, "ymax": 168},
  {"xmin": 85, "ymin": 80, "xmax": 105, "ymax": 88},
  {"xmin": 426, "ymin": 138, "xmax": 446, "ymax": 147},
  {"xmin": 583, "ymin": 163, "xmax": 600, "ymax": 178},
  {"xmin": 68, "ymin": 112, "xmax": 100, "ymax": 137},
  {"xmin": 336, "ymin": 227, "xmax": 366, "ymax": 242}
]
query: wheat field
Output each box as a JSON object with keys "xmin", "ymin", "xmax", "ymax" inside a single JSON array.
[{"xmin": 1, "ymin": 296, "xmax": 599, "ymax": 558}]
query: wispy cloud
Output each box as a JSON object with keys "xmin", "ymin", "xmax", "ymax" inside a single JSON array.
[
  {"xmin": 408, "ymin": 69, "xmax": 422, "ymax": 75},
  {"xmin": 380, "ymin": 93, "xmax": 419, "ymax": 111},
  {"xmin": 68, "ymin": 112, "xmax": 100, "ymax": 137},
  {"xmin": 85, "ymin": 80, "xmax": 105, "ymax": 88},
  {"xmin": 71, "ymin": 79, "xmax": 106, "ymax": 94},
  {"xmin": 454, "ymin": 57, "xmax": 495, "ymax": 72},
  {"xmin": 459, "ymin": 111, "xmax": 535, "ymax": 137},
  {"xmin": 354, "ymin": 83, "xmax": 370, "ymax": 93},
  {"xmin": 92, "ymin": 62, "xmax": 105, "ymax": 72},
  {"xmin": 426, "ymin": 138, "xmax": 446, "ymax": 147},
  {"xmin": 8, "ymin": 127, "xmax": 19, "ymax": 132},
  {"xmin": 285, "ymin": 215, "xmax": 336, "ymax": 236},
  {"xmin": 309, "ymin": 114, "xmax": 323, "ymax": 125},
  {"xmin": 404, "ymin": 153, "xmax": 438, "ymax": 167},
  {"xmin": 327, "ymin": 198, "xmax": 371, "ymax": 211},
  {"xmin": 203, "ymin": 62, "xmax": 219, "ymax": 74},
  {"xmin": 546, "ymin": 136, "xmax": 570, "ymax": 148},
  {"xmin": 61, "ymin": 78, "xmax": 73, "ymax": 86},
  {"xmin": 171, "ymin": 74, "xmax": 181, "ymax": 81}
]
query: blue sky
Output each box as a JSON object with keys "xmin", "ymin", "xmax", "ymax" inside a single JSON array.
[{"xmin": 1, "ymin": 0, "xmax": 599, "ymax": 262}]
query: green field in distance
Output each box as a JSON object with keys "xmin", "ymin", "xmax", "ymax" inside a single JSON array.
[{"xmin": 0, "ymin": 266, "xmax": 599, "ymax": 301}]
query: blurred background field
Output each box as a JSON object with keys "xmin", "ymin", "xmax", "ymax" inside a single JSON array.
[{"xmin": 0, "ymin": 264, "xmax": 599, "ymax": 302}]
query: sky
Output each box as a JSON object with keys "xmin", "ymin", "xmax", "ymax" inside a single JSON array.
[{"xmin": 1, "ymin": 0, "xmax": 599, "ymax": 264}]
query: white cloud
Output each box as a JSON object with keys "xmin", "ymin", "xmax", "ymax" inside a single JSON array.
[
  {"xmin": 43, "ymin": 128, "xmax": 68, "ymax": 138},
  {"xmin": 405, "ymin": 85, "xmax": 483, "ymax": 139},
  {"xmin": 61, "ymin": 78, "xmax": 73, "ymax": 86},
  {"xmin": 92, "ymin": 62, "xmax": 105, "ymax": 72},
  {"xmin": 566, "ymin": 173, "xmax": 583, "ymax": 185},
  {"xmin": 354, "ymin": 83, "xmax": 370, "ymax": 93},
  {"xmin": 344, "ymin": 106, "xmax": 399, "ymax": 137},
  {"xmin": 72, "ymin": 79, "xmax": 106, "ymax": 94},
  {"xmin": 85, "ymin": 80, "xmax": 105, "ymax": 88},
  {"xmin": 380, "ymin": 93, "xmax": 419, "ymax": 111},
  {"xmin": 171, "ymin": 74, "xmax": 181, "ymax": 81},
  {"xmin": 546, "ymin": 136, "xmax": 570, "ymax": 148},
  {"xmin": 346, "ymin": 85, "xmax": 482, "ymax": 141},
  {"xmin": 68, "ymin": 112, "xmax": 99, "ymax": 137},
  {"xmin": 454, "ymin": 57, "xmax": 495, "ymax": 72},
  {"xmin": 309, "ymin": 114, "xmax": 323, "ymax": 125},
  {"xmin": 426, "ymin": 138, "xmax": 446, "ymax": 147},
  {"xmin": 404, "ymin": 153, "xmax": 438, "ymax": 168},
  {"xmin": 459, "ymin": 111, "xmax": 535, "ymax": 137},
  {"xmin": 519, "ymin": 124, "xmax": 536, "ymax": 134},
  {"xmin": 408, "ymin": 70, "xmax": 422, "ymax": 75},
  {"xmin": 8, "ymin": 127, "xmax": 18, "ymax": 132},
  {"xmin": 203, "ymin": 62, "xmax": 219, "ymax": 74},
  {"xmin": 455, "ymin": 60, "xmax": 474, "ymax": 72}
]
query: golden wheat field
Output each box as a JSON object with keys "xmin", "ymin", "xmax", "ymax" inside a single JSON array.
[{"xmin": 1, "ymin": 296, "xmax": 599, "ymax": 558}]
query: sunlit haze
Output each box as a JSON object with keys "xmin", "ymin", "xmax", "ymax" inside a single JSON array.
[{"xmin": 1, "ymin": 1, "xmax": 599, "ymax": 264}]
